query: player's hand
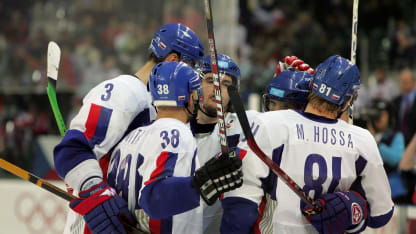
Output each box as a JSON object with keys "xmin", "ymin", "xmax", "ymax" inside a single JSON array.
[
  {"xmin": 301, "ymin": 191, "xmax": 368, "ymax": 234},
  {"xmin": 275, "ymin": 56, "xmax": 315, "ymax": 76},
  {"xmin": 192, "ymin": 152, "xmax": 243, "ymax": 205},
  {"xmin": 70, "ymin": 181, "xmax": 136, "ymax": 234}
]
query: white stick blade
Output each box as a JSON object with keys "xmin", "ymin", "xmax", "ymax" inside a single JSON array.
[{"xmin": 47, "ymin": 41, "xmax": 61, "ymax": 81}]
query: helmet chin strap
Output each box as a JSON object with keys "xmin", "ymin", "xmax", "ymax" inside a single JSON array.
[
  {"xmin": 198, "ymin": 105, "xmax": 217, "ymax": 118},
  {"xmin": 186, "ymin": 91, "xmax": 201, "ymax": 118}
]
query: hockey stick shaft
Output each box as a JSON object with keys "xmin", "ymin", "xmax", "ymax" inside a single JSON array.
[
  {"xmin": 203, "ymin": 0, "xmax": 230, "ymax": 155},
  {"xmin": 47, "ymin": 41, "xmax": 67, "ymax": 137},
  {"xmin": 0, "ymin": 158, "xmax": 140, "ymax": 232},
  {"xmin": 0, "ymin": 158, "xmax": 75, "ymax": 201},
  {"xmin": 228, "ymin": 86, "xmax": 321, "ymax": 212},
  {"xmin": 47, "ymin": 80, "xmax": 67, "ymax": 136},
  {"xmin": 348, "ymin": 0, "xmax": 359, "ymax": 124}
]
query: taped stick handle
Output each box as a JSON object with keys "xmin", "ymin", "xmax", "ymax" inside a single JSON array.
[
  {"xmin": 46, "ymin": 79, "xmax": 67, "ymax": 137},
  {"xmin": 227, "ymin": 86, "xmax": 321, "ymax": 212}
]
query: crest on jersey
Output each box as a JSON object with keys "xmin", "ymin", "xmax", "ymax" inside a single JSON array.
[{"xmin": 351, "ymin": 202, "xmax": 363, "ymax": 224}]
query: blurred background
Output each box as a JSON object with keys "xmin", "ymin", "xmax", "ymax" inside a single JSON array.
[{"xmin": 0, "ymin": 0, "xmax": 416, "ymax": 233}]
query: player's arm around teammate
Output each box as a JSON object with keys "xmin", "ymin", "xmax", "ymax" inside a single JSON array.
[
  {"xmin": 221, "ymin": 56, "xmax": 394, "ymax": 234},
  {"xmin": 107, "ymin": 62, "xmax": 243, "ymax": 233},
  {"xmin": 54, "ymin": 23, "xmax": 204, "ymax": 233}
]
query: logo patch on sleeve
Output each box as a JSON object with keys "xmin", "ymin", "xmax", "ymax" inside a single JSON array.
[{"xmin": 351, "ymin": 202, "xmax": 363, "ymax": 224}]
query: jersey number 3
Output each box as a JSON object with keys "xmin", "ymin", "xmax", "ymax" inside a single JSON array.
[
  {"xmin": 101, "ymin": 83, "xmax": 114, "ymax": 101},
  {"xmin": 302, "ymin": 154, "xmax": 341, "ymax": 199}
]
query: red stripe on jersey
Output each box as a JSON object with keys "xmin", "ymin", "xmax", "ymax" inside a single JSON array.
[
  {"xmin": 238, "ymin": 149, "xmax": 247, "ymax": 160},
  {"xmin": 253, "ymin": 196, "xmax": 267, "ymax": 234},
  {"xmin": 144, "ymin": 151, "xmax": 169, "ymax": 186},
  {"xmin": 84, "ymin": 224, "xmax": 92, "ymax": 234},
  {"xmin": 84, "ymin": 104, "xmax": 102, "ymax": 140},
  {"xmin": 99, "ymin": 153, "xmax": 111, "ymax": 184},
  {"xmin": 149, "ymin": 218, "xmax": 161, "ymax": 234}
]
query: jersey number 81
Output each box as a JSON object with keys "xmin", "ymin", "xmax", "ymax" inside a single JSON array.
[{"xmin": 302, "ymin": 154, "xmax": 342, "ymax": 199}]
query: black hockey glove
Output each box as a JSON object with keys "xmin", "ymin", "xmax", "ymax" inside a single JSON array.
[{"xmin": 192, "ymin": 152, "xmax": 243, "ymax": 205}]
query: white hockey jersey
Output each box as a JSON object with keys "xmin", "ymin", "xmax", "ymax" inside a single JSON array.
[
  {"xmin": 56, "ymin": 74, "xmax": 156, "ymax": 234},
  {"xmin": 226, "ymin": 109, "xmax": 394, "ymax": 234},
  {"xmin": 107, "ymin": 118, "xmax": 203, "ymax": 234},
  {"xmin": 193, "ymin": 110, "xmax": 259, "ymax": 233}
]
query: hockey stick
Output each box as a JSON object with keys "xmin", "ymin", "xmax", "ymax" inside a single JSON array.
[
  {"xmin": 0, "ymin": 158, "xmax": 140, "ymax": 232},
  {"xmin": 46, "ymin": 41, "xmax": 67, "ymax": 137},
  {"xmin": 227, "ymin": 86, "xmax": 321, "ymax": 212},
  {"xmin": 0, "ymin": 158, "xmax": 75, "ymax": 201},
  {"xmin": 348, "ymin": 0, "xmax": 359, "ymax": 124},
  {"xmin": 203, "ymin": 0, "xmax": 231, "ymax": 156}
]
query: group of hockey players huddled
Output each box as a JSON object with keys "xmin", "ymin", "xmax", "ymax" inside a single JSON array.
[{"xmin": 53, "ymin": 23, "xmax": 394, "ymax": 234}]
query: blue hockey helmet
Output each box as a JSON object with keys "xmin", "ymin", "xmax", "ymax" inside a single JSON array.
[
  {"xmin": 311, "ymin": 55, "xmax": 361, "ymax": 106},
  {"xmin": 149, "ymin": 23, "xmax": 204, "ymax": 64},
  {"xmin": 265, "ymin": 69, "xmax": 312, "ymax": 105},
  {"xmin": 200, "ymin": 54, "xmax": 241, "ymax": 88},
  {"xmin": 149, "ymin": 62, "xmax": 201, "ymax": 107}
]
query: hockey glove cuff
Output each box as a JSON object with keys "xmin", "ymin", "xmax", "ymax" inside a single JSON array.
[
  {"xmin": 301, "ymin": 191, "xmax": 368, "ymax": 234},
  {"xmin": 70, "ymin": 181, "xmax": 136, "ymax": 234}
]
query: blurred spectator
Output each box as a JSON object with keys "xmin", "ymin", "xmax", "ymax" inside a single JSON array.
[
  {"xmin": 398, "ymin": 133, "xmax": 416, "ymax": 205},
  {"xmin": 368, "ymin": 67, "xmax": 399, "ymax": 102},
  {"xmin": 399, "ymin": 133, "xmax": 416, "ymax": 171},
  {"xmin": 3, "ymin": 10, "xmax": 28, "ymax": 45},
  {"xmin": 392, "ymin": 68, "xmax": 416, "ymax": 204},
  {"xmin": 389, "ymin": 20, "xmax": 416, "ymax": 68},
  {"xmin": 392, "ymin": 68, "xmax": 416, "ymax": 145},
  {"xmin": 367, "ymin": 100, "xmax": 406, "ymax": 202}
]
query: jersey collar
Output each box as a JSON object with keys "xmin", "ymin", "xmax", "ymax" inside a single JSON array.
[{"xmin": 295, "ymin": 110, "xmax": 338, "ymax": 124}]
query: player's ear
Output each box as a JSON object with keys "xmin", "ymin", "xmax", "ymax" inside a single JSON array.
[{"xmin": 164, "ymin": 52, "xmax": 180, "ymax": 62}]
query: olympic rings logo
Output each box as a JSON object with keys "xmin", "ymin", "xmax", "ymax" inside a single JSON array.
[{"xmin": 14, "ymin": 192, "xmax": 67, "ymax": 234}]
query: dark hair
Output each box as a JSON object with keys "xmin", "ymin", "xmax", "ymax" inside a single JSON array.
[{"xmin": 148, "ymin": 51, "xmax": 181, "ymax": 64}]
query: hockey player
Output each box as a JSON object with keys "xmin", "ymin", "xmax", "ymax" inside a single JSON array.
[
  {"xmin": 191, "ymin": 54, "xmax": 259, "ymax": 233},
  {"xmin": 222, "ymin": 55, "xmax": 394, "ymax": 234},
  {"xmin": 106, "ymin": 62, "xmax": 243, "ymax": 233},
  {"xmin": 196, "ymin": 54, "xmax": 314, "ymax": 232},
  {"xmin": 54, "ymin": 23, "xmax": 204, "ymax": 233}
]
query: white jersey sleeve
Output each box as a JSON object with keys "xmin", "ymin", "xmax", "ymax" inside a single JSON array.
[
  {"xmin": 55, "ymin": 75, "xmax": 156, "ymax": 192},
  {"xmin": 107, "ymin": 118, "xmax": 202, "ymax": 234}
]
